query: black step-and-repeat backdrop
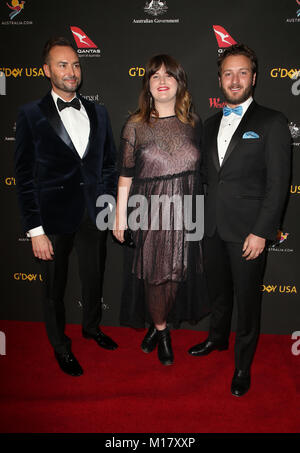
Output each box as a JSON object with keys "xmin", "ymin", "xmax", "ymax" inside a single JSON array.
[{"xmin": 1, "ymin": 0, "xmax": 299, "ymax": 334}]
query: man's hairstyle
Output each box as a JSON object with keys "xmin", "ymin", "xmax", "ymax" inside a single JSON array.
[
  {"xmin": 42, "ymin": 37, "xmax": 77, "ymax": 64},
  {"xmin": 217, "ymin": 43, "xmax": 258, "ymax": 76}
]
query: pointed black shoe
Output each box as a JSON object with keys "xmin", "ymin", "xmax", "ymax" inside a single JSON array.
[
  {"xmin": 231, "ymin": 369, "xmax": 251, "ymax": 397},
  {"xmin": 54, "ymin": 351, "xmax": 83, "ymax": 377},
  {"xmin": 141, "ymin": 324, "xmax": 159, "ymax": 353},
  {"xmin": 157, "ymin": 327, "xmax": 174, "ymax": 366},
  {"xmin": 82, "ymin": 329, "xmax": 118, "ymax": 351},
  {"xmin": 188, "ymin": 338, "xmax": 229, "ymax": 356}
]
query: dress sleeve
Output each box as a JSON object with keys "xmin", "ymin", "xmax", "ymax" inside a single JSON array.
[{"xmin": 119, "ymin": 120, "xmax": 136, "ymax": 177}]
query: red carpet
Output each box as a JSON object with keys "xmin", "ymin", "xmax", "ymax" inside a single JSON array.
[{"xmin": 0, "ymin": 320, "xmax": 299, "ymax": 433}]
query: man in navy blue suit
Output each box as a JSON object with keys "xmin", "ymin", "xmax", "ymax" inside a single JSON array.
[{"xmin": 15, "ymin": 37, "xmax": 118, "ymax": 377}]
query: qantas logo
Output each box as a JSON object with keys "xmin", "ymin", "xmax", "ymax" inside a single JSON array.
[
  {"xmin": 70, "ymin": 27, "xmax": 97, "ymax": 48},
  {"xmin": 213, "ymin": 25, "xmax": 237, "ymax": 48},
  {"xmin": 70, "ymin": 27, "xmax": 100, "ymax": 57}
]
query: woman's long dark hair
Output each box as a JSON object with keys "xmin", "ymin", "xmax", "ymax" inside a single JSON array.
[{"xmin": 131, "ymin": 54, "xmax": 195, "ymax": 127}]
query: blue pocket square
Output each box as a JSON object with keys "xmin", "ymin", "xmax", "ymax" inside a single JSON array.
[{"xmin": 242, "ymin": 131, "xmax": 260, "ymax": 139}]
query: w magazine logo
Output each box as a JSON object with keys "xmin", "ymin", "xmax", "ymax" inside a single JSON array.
[
  {"xmin": 209, "ymin": 97, "xmax": 226, "ymax": 109},
  {"xmin": 144, "ymin": 0, "xmax": 168, "ymax": 17}
]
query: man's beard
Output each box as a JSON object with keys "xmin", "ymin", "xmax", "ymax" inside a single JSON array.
[
  {"xmin": 221, "ymin": 84, "xmax": 253, "ymax": 105},
  {"xmin": 52, "ymin": 76, "xmax": 80, "ymax": 94}
]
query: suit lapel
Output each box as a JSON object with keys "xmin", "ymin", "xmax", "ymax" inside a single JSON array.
[
  {"xmin": 38, "ymin": 92, "xmax": 78, "ymax": 156},
  {"xmin": 209, "ymin": 112, "xmax": 222, "ymax": 172},
  {"xmin": 78, "ymin": 95, "xmax": 98, "ymax": 158},
  {"xmin": 220, "ymin": 101, "xmax": 257, "ymax": 169}
]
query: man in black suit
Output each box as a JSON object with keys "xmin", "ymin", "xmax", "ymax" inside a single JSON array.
[
  {"xmin": 189, "ymin": 44, "xmax": 291, "ymax": 396},
  {"xmin": 15, "ymin": 37, "xmax": 118, "ymax": 377}
]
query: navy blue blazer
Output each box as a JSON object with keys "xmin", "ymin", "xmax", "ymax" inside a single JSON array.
[{"xmin": 15, "ymin": 92, "xmax": 117, "ymax": 234}]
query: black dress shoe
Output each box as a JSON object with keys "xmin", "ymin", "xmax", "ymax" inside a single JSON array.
[
  {"xmin": 231, "ymin": 369, "xmax": 251, "ymax": 397},
  {"xmin": 141, "ymin": 324, "xmax": 159, "ymax": 353},
  {"xmin": 157, "ymin": 327, "xmax": 174, "ymax": 366},
  {"xmin": 188, "ymin": 338, "xmax": 229, "ymax": 356},
  {"xmin": 54, "ymin": 351, "xmax": 83, "ymax": 377},
  {"xmin": 82, "ymin": 329, "xmax": 118, "ymax": 350}
]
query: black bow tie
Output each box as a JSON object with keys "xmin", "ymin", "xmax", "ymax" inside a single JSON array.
[{"xmin": 57, "ymin": 97, "xmax": 81, "ymax": 112}]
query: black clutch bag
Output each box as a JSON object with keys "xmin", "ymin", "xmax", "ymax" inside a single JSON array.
[
  {"xmin": 111, "ymin": 228, "xmax": 135, "ymax": 248},
  {"xmin": 123, "ymin": 228, "xmax": 135, "ymax": 248}
]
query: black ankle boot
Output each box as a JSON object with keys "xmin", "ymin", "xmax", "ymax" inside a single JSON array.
[
  {"xmin": 157, "ymin": 327, "xmax": 174, "ymax": 366},
  {"xmin": 141, "ymin": 324, "xmax": 159, "ymax": 353}
]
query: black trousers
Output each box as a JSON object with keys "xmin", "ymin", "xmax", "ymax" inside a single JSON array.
[
  {"xmin": 203, "ymin": 231, "xmax": 266, "ymax": 371},
  {"xmin": 39, "ymin": 212, "xmax": 107, "ymax": 354}
]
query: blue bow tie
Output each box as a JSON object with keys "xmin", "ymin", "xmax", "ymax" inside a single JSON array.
[{"xmin": 223, "ymin": 105, "xmax": 243, "ymax": 117}]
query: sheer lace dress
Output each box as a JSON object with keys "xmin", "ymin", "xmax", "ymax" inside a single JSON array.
[{"xmin": 119, "ymin": 115, "xmax": 209, "ymax": 328}]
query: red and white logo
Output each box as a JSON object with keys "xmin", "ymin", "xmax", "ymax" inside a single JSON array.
[
  {"xmin": 70, "ymin": 26, "xmax": 97, "ymax": 48},
  {"xmin": 213, "ymin": 25, "xmax": 237, "ymax": 48}
]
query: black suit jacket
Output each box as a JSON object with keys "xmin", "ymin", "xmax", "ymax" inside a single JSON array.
[
  {"xmin": 15, "ymin": 92, "xmax": 117, "ymax": 235},
  {"xmin": 202, "ymin": 101, "xmax": 291, "ymax": 242}
]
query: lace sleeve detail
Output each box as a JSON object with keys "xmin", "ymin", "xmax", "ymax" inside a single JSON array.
[{"xmin": 119, "ymin": 120, "xmax": 136, "ymax": 177}]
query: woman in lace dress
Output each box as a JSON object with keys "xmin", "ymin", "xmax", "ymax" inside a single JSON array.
[{"xmin": 113, "ymin": 55, "xmax": 209, "ymax": 365}]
